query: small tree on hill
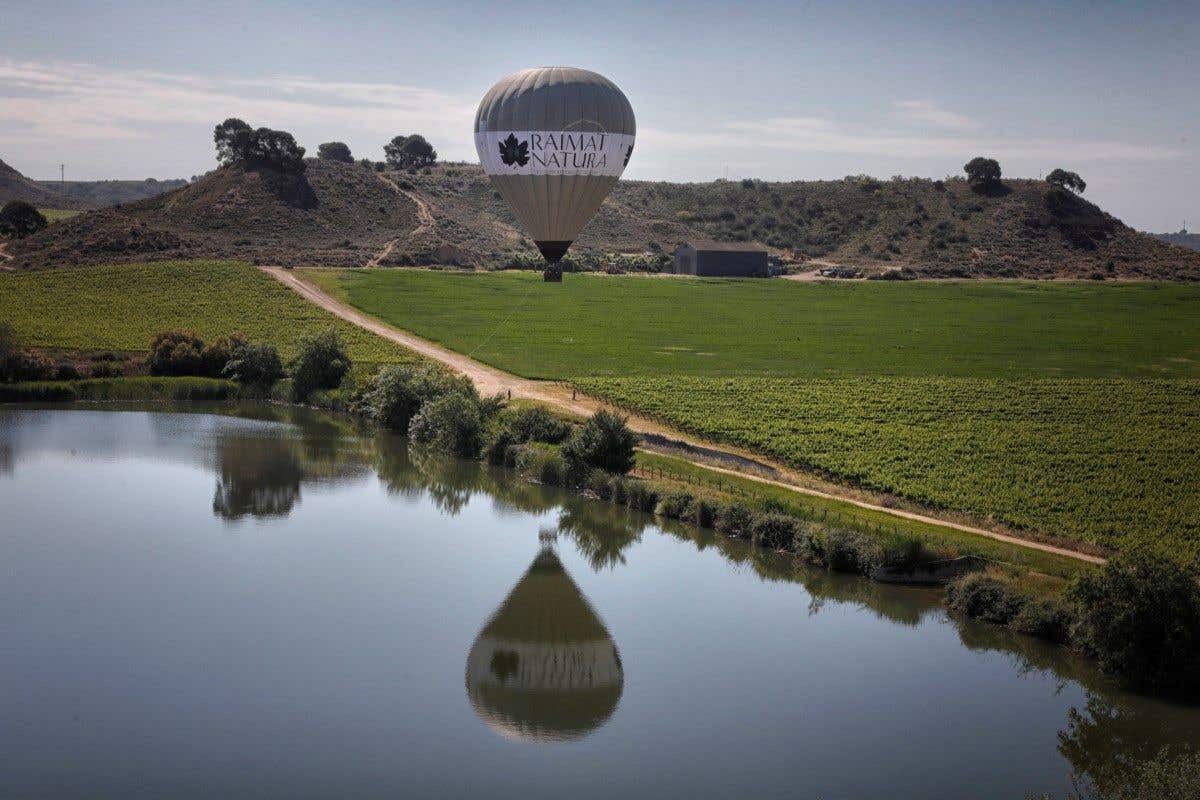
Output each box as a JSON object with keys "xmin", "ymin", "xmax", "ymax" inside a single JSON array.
[
  {"xmin": 318, "ymin": 142, "xmax": 354, "ymax": 163},
  {"xmin": 963, "ymin": 157, "xmax": 1002, "ymax": 187},
  {"xmin": 213, "ymin": 118, "xmax": 306, "ymax": 174},
  {"xmin": 1046, "ymin": 168, "xmax": 1086, "ymax": 194},
  {"xmin": 214, "ymin": 118, "xmax": 254, "ymax": 165},
  {"xmin": 0, "ymin": 200, "xmax": 47, "ymax": 239},
  {"xmin": 384, "ymin": 134, "xmax": 438, "ymax": 169}
]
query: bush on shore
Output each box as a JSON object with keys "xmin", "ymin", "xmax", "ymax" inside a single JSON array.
[
  {"xmin": 1067, "ymin": 551, "xmax": 1200, "ymax": 691},
  {"xmin": 360, "ymin": 362, "xmax": 472, "ymax": 432},
  {"xmin": 946, "ymin": 573, "xmax": 1028, "ymax": 625},
  {"xmin": 561, "ymin": 409, "xmax": 638, "ymax": 479},
  {"xmin": 290, "ymin": 328, "xmax": 351, "ymax": 402},
  {"xmin": 222, "ymin": 342, "xmax": 284, "ymax": 390},
  {"xmin": 408, "ymin": 391, "xmax": 485, "ymax": 458}
]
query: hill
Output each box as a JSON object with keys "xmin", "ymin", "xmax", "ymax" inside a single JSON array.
[
  {"xmin": 0, "ymin": 158, "xmax": 65, "ymax": 208},
  {"xmin": 8, "ymin": 160, "xmax": 1199, "ymax": 279},
  {"xmin": 0, "ymin": 157, "xmax": 185, "ymax": 210},
  {"xmin": 1153, "ymin": 231, "xmax": 1200, "ymax": 253}
]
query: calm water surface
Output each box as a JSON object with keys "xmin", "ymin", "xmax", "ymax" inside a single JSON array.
[{"xmin": 2, "ymin": 406, "xmax": 1197, "ymax": 799}]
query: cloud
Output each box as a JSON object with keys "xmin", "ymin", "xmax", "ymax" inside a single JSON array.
[
  {"xmin": 642, "ymin": 113, "xmax": 1182, "ymax": 164},
  {"xmin": 0, "ymin": 58, "xmax": 478, "ymax": 156},
  {"xmin": 891, "ymin": 100, "xmax": 978, "ymax": 131}
]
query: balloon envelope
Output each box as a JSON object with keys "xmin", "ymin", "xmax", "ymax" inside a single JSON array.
[{"xmin": 475, "ymin": 67, "xmax": 636, "ymax": 268}]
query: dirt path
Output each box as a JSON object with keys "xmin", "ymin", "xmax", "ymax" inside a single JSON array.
[
  {"xmin": 261, "ymin": 266, "xmax": 1106, "ymax": 567},
  {"xmin": 0, "ymin": 240, "xmax": 13, "ymax": 271},
  {"xmin": 363, "ymin": 174, "xmax": 439, "ymax": 269}
]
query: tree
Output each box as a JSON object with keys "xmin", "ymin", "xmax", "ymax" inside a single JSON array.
[
  {"xmin": 289, "ymin": 328, "xmax": 350, "ymax": 401},
  {"xmin": 318, "ymin": 141, "xmax": 354, "ymax": 163},
  {"xmin": 561, "ymin": 410, "xmax": 638, "ymax": 480},
  {"xmin": 247, "ymin": 128, "xmax": 306, "ymax": 173},
  {"xmin": 1068, "ymin": 550, "xmax": 1200, "ymax": 691},
  {"xmin": 963, "ymin": 157, "xmax": 1002, "ymax": 187},
  {"xmin": 384, "ymin": 134, "xmax": 437, "ymax": 169},
  {"xmin": 1047, "ymin": 168, "xmax": 1086, "ymax": 194},
  {"xmin": 214, "ymin": 118, "xmax": 254, "ymax": 165},
  {"xmin": 223, "ymin": 342, "xmax": 284, "ymax": 389},
  {"xmin": 0, "ymin": 201, "xmax": 47, "ymax": 239},
  {"xmin": 213, "ymin": 118, "xmax": 306, "ymax": 173},
  {"xmin": 408, "ymin": 392, "xmax": 484, "ymax": 457}
]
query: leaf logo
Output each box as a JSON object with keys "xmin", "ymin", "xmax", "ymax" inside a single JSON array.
[
  {"xmin": 499, "ymin": 133, "xmax": 529, "ymax": 167},
  {"xmin": 623, "ymin": 144, "xmax": 633, "ymax": 167}
]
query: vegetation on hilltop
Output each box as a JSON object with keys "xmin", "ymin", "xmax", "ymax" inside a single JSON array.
[{"xmin": 6, "ymin": 156, "xmax": 1197, "ymax": 277}]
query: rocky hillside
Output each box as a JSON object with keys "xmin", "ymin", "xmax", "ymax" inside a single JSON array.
[
  {"xmin": 1, "ymin": 158, "xmax": 186, "ymax": 210},
  {"xmin": 8, "ymin": 159, "xmax": 1200, "ymax": 280}
]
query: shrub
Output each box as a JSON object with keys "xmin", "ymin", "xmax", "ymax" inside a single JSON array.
[
  {"xmin": 946, "ymin": 573, "xmax": 1028, "ymax": 625},
  {"xmin": 222, "ymin": 342, "xmax": 283, "ymax": 389},
  {"xmin": 823, "ymin": 528, "xmax": 884, "ymax": 574},
  {"xmin": 482, "ymin": 425, "xmax": 516, "ymax": 465},
  {"xmin": 964, "ymin": 156, "xmax": 1002, "ymax": 187},
  {"xmin": 0, "ymin": 323, "xmax": 16, "ymax": 365},
  {"xmin": 0, "ymin": 200, "xmax": 47, "ymax": 239},
  {"xmin": 1012, "ymin": 597, "xmax": 1076, "ymax": 646},
  {"xmin": 1067, "ymin": 551, "xmax": 1200, "ymax": 690},
  {"xmin": 88, "ymin": 361, "xmax": 124, "ymax": 379},
  {"xmin": 624, "ymin": 480, "xmax": 660, "ymax": 513},
  {"xmin": 683, "ymin": 495, "xmax": 720, "ymax": 529},
  {"xmin": 508, "ymin": 405, "xmax": 571, "ymax": 444},
  {"xmin": 752, "ymin": 513, "xmax": 799, "ymax": 550},
  {"xmin": 200, "ymin": 333, "xmax": 246, "ymax": 377},
  {"xmin": 361, "ymin": 362, "xmax": 468, "ymax": 431},
  {"xmin": 289, "ymin": 328, "xmax": 350, "ymax": 401},
  {"xmin": 608, "ymin": 475, "xmax": 630, "ymax": 506},
  {"xmin": 317, "ymin": 142, "xmax": 354, "ymax": 163},
  {"xmin": 384, "ymin": 134, "xmax": 437, "ymax": 169},
  {"xmin": 408, "ymin": 391, "xmax": 484, "ymax": 458},
  {"xmin": 146, "ymin": 330, "xmax": 204, "ymax": 376},
  {"xmin": 55, "ymin": 362, "xmax": 81, "ymax": 381},
  {"xmin": 585, "ymin": 469, "xmax": 614, "ymax": 501},
  {"xmin": 515, "ymin": 443, "xmax": 568, "ymax": 486},
  {"xmin": 561, "ymin": 410, "xmax": 638, "ymax": 478},
  {"xmin": 2, "ymin": 349, "xmax": 56, "ymax": 382},
  {"xmin": 1046, "ymin": 168, "xmax": 1086, "ymax": 194},
  {"xmin": 655, "ymin": 491, "xmax": 694, "ymax": 519},
  {"xmin": 879, "ymin": 534, "xmax": 925, "ymax": 570},
  {"xmin": 715, "ymin": 503, "xmax": 755, "ymax": 539}
]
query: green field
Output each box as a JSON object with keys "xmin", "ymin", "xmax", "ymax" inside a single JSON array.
[
  {"xmin": 39, "ymin": 208, "xmax": 82, "ymax": 223},
  {"xmin": 305, "ymin": 269, "xmax": 1200, "ymax": 559},
  {"xmin": 0, "ymin": 261, "xmax": 419, "ymax": 369},
  {"xmin": 302, "ymin": 270, "xmax": 1200, "ymax": 379}
]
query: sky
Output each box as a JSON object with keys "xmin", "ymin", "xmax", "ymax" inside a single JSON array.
[{"xmin": 1, "ymin": 0, "xmax": 1195, "ymax": 231}]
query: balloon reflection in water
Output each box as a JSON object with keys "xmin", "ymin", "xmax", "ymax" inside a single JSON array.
[{"xmin": 466, "ymin": 546, "xmax": 624, "ymax": 742}]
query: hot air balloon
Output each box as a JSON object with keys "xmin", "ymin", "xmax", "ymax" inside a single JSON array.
[
  {"xmin": 475, "ymin": 67, "xmax": 636, "ymax": 282},
  {"xmin": 465, "ymin": 547, "xmax": 624, "ymax": 742}
]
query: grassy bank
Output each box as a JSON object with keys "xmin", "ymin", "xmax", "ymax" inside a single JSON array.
[
  {"xmin": 0, "ymin": 376, "xmax": 238, "ymax": 403},
  {"xmin": 0, "ymin": 260, "xmax": 420, "ymax": 373},
  {"xmin": 633, "ymin": 451, "xmax": 1089, "ymax": 579}
]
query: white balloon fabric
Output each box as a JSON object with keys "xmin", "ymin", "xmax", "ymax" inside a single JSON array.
[{"xmin": 475, "ymin": 67, "xmax": 636, "ymax": 280}]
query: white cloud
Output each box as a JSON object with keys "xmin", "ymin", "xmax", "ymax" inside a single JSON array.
[
  {"xmin": 890, "ymin": 99, "xmax": 978, "ymax": 131},
  {"xmin": 0, "ymin": 58, "xmax": 478, "ymax": 156}
]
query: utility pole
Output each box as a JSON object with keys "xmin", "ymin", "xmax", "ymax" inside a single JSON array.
[{"xmin": 60, "ymin": 164, "xmax": 65, "ymax": 184}]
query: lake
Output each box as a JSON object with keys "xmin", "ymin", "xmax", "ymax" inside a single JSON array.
[{"xmin": 2, "ymin": 406, "xmax": 1197, "ymax": 799}]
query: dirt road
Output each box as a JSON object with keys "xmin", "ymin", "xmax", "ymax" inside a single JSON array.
[
  {"xmin": 261, "ymin": 265, "xmax": 1105, "ymax": 567},
  {"xmin": 363, "ymin": 174, "xmax": 440, "ymax": 268},
  {"xmin": 0, "ymin": 240, "xmax": 13, "ymax": 270}
]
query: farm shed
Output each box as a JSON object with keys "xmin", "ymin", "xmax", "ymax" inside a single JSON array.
[{"xmin": 673, "ymin": 241, "xmax": 769, "ymax": 277}]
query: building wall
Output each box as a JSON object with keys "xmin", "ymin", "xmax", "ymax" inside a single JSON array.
[{"xmin": 695, "ymin": 250, "xmax": 768, "ymax": 277}]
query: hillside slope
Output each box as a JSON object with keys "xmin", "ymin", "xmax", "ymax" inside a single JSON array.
[
  {"xmin": 9, "ymin": 160, "xmax": 1199, "ymax": 279},
  {"xmin": 8, "ymin": 160, "xmax": 421, "ymax": 269},
  {"xmin": 1, "ymin": 158, "xmax": 185, "ymax": 210}
]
